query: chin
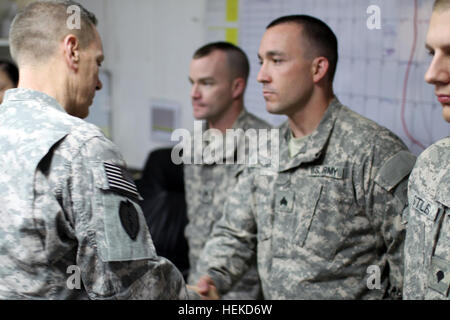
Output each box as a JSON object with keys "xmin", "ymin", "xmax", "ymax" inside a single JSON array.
[
  {"xmin": 193, "ymin": 112, "xmax": 207, "ymax": 120},
  {"xmin": 443, "ymin": 108, "xmax": 450, "ymax": 123},
  {"xmin": 266, "ymin": 105, "xmax": 284, "ymax": 115}
]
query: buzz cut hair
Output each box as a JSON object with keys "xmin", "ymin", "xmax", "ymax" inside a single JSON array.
[
  {"xmin": 267, "ymin": 15, "xmax": 338, "ymax": 83},
  {"xmin": 193, "ymin": 41, "xmax": 250, "ymax": 83},
  {"xmin": 9, "ymin": 0, "xmax": 98, "ymax": 66},
  {"xmin": 433, "ymin": 0, "xmax": 450, "ymax": 12}
]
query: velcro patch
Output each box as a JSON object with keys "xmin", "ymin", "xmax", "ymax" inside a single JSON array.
[
  {"xmin": 309, "ymin": 166, "xmax": 344, "ymax": 179},
  {"xmin": 375, "ymin": 150, "xmax": 416, "ymax": 191},
  {"xmin": 104, "ymin": 162, "xmax": 140, "ymax": 200},
  {"xmin": 428, "ymin": 256, "xmax": 450, "ymax": 297}
]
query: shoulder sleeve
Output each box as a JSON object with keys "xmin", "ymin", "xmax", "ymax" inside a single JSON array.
[
  {"xmin": 366, "ymin": 142, "xmax": 416, "ymax": 299},
  {"xmin": 68, "ymin": 134, "xmax": 187, "ymax": 299},
  {"xmin": 199, "ymin": 169, "xmax": 258, "ymax": 294}
]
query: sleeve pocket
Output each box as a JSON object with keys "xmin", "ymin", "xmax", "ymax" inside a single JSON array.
[{"xmin": 91, "ymin": 163, "xmax": 157, "ymax": 262}]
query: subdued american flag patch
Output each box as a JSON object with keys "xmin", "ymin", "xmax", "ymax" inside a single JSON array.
[{"xmin": 103, "ymin": 162, "xmax": 140, "ymax": 200}]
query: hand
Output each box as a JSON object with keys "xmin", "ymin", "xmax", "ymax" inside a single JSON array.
[{"xmin": 190, "ymin": 275, "xmax": 220, "ymax": 300}]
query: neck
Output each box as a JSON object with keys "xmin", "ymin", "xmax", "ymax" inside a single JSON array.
[
  {"xmin": 207, "ymin": 99, "xmax": 244, "ymax": 133},
  {"xmin": 288, "ymin": 88, "xmax": 334, "ymax": 138},
  {"xmin": 17, "ymin": 60, "xmax": 69, "ymax": 110}
]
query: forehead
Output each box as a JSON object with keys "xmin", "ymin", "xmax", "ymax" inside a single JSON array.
[
  {"xmin": 189, "ymin": 50, "xmax": 229, "ymax": 76},
  {"xmin": 426, "ymin": 10, "xmax": 450, "ymax": 48},
  {"xmin": 259, "ymin": 23, "xmax": 303, "ymax": 53},
  {"xmin": 86, "ymin": 27, "xmax": 104, "ymax": 57}
]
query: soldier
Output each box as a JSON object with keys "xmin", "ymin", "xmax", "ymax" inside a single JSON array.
[
  {"xmin": 194, "ymin": 15, "xmax": 416, "ymax": 299},
  {"xmin": 184, "ymin": 42, "xmax": 271, "ymax": 299},
  {"xmin": 0, "ymin": 0, "xmax": 190, "ymax": 299},
  {"xmin": 403, "ymin": 0, "xmax": 450, "ymax": 300}
]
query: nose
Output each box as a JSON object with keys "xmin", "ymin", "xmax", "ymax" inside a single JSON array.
[
  {"xmin": 190, "ymin": 83, "xmax": 200, "ymax": 99},
  {"xmin": 96, "ymin": 78, "xmax": 103, "ymax": 91},
  {"xmin": 257, "ymin": 62, "xmax": 270, "ymax": 83},
  {"xmin": 425, "ymin": 53, "xmax": 449, "ymax": 85}
]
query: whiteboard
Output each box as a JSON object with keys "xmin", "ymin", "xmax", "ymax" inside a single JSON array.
[{"xmin": 205, "ymin": 0, "xmax": 450, "ymax": 155}]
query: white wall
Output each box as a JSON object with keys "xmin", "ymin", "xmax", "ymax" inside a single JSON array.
[{"xmin": 77, "ymin": 0, "xmax": 206, "ymax": 169}]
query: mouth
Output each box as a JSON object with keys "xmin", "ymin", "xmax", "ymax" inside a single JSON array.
[
  {"xmin": 437, "ymin": 95, "xmax": 450, "ymax": 105},
  {"xmin": 193, "ymin": 103, "xmax": 206, "ymax": 109},
  {"xmin": 262, "ymin": 90, "xmax": 276, "ymax": 99}
]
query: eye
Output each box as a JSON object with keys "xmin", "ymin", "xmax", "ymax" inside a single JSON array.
[
  {"xmin": 202, "ymin": 81, "xmax": 214, "ymax": 86},
  {"xmin": 273, "ymin": 58, "xmax": 282, "ymax": 64}
]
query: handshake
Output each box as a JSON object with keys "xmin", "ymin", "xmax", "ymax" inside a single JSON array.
[{"xmin": 187, "ymin": 275, "xmax": 221, "ymax": 300}]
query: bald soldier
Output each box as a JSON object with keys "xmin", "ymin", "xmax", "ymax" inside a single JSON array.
[
  {"xmin": 0, "ymin": 0, "xmax": 189, "ymax": 299},
  {"xmin": 403, "ymin": 0, "xmax": 450, "ymax": 300},
  {"xmin": 194, "ymin": 15, "xmax": 416, "ymax": 299}
]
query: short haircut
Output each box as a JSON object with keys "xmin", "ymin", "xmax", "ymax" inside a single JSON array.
[
  {"xmin": 9, "ymin": 0, "xmax": 98, "ymax": 65},
  {"xmin": 0, "ymin": 60, "xmax": 19, "ymax": 87},
  {"xmin": 433, "ymin": 0, "xmax": 450, "ymax": 12},
  {"xmin": 193, "ymin": 41, "xmax": 250, "ymax": 83},
  {"xmin": 267, "ymin": 15, "xmax": 338, "ymax": 83}
]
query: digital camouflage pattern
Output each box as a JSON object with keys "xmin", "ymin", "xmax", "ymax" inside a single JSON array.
[
  {"xmin": 184, "ymin": 109, "xmax": 271, "ymax": 299},
  {"xmin": 404, "ymin": 136, "xmax": 450, "ymax": 300},
  {"xmin": 0, "ymin": 89, "xmax": 189, "ymax": 299},
  {"xmin": 198, "ymin": 98, "xmax": 416, "ymax": 299}
]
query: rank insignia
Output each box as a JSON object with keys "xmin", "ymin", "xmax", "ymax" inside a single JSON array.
[{"xmin": 275, "ymin": 190, "xmax": 294, "ymax": 213}]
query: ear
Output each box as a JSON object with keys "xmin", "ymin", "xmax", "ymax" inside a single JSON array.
[
  {"xmin": 231, "ymin": 77, "xmax": 246, "ymax": 99},
  {"xmin": 63, "ymin": 34, "xmax": 80, "ymax": 71},
  {"xmin": 311, "ymin": 57, "xmax": 329, "ymax": 83}
]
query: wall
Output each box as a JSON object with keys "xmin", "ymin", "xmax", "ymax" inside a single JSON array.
[{"xmin": 77, "ymin": 0, "xmax": 206, "ymax": 169}]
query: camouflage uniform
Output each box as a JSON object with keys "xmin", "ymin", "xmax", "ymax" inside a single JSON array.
[
  {"xmin": 184, "ymin": 109, "xmax": 271, "ymax": 299},
  {"xmin": 404, "ymin": 136, "xmax": 450, "ymax": 300},
  {"xmin": 0, "ymin": 89, "xmax": 189, "ymax": 299},
  {"xmin": 198, "ymin": 98, "xmax": 416, "ymax": 299}
]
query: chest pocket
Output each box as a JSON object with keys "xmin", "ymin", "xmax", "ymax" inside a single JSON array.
[
  {"xmin": 428, "ymin": 180, "xmax": 450, "ymax": 297},
  {"xmin": 410, "ymin": 189, "xmax": 450, "ymax": 298},
  {"xmin": 91, "ymin": 162, "xmax": 157, "ymax": 262},
  {"xmin": 292, "ymin": 167, "xmax": 353, "ymax": 261},
  {"xmin": 295, "ymin": 183, "xmax": 352, "ymax": 261}
]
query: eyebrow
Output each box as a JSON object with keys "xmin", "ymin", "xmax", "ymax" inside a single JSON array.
[
  {"xmin": 189, "ymin": 76, "xmax": 215, "ymax": 83},
  {"xmin": 258, "ymin": 51, "xmax": 287, "ymax": 59},
  {"xmin": 425, "ymin": 43, "xmax": 450, "ymax": 51}
]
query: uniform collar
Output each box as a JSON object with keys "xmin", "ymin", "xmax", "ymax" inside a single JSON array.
[
  {"xmin": 192, "ymin": 108, "xmax": 250, "ymax": 163},
  {"xmin": 231, "ymin": 108, "xmax": 249, "ymax": 130},
  {"xmin": 276, "ymin": 97, "xmax": 342, "ymax": 172},
  {"xmin": 3, "ymin": 88, "xmax": 66, "ymax": 114}
]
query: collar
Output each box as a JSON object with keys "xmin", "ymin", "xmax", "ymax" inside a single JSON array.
[
  {"xmin": 192, "ymin": 108, "xmax": 250, "ymax": 163},
  {"xmin": 3, "ymin": 88, "xmax": 66, "ymax": 114},
  {"xmin": 276, "ymin": 97, "xmax": 342, "ymax": 172}
]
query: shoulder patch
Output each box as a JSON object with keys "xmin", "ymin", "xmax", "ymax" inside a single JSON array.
[
  {"xmin": 375, "ymin": 150, "xmax": 416, "ymax": 191},
  {"xmin": 119, "ymin": 200, "xmax": 140, "ymax": 240},
  {"xmin": 104, "ymin": 162, "xmax": 140, "ymax": 200}
]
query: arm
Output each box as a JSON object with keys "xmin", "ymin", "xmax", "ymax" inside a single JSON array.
[
  {"xmin": 195, "ymin": 169, "xmax": 258, "ymax": 296},
  {"xmin": 368, "ymin": 148, "xmax": 416, "ymax": 299},
  {"xmin": 66, "ymin": 135, "xmax": 188, "ymax": 299}
]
